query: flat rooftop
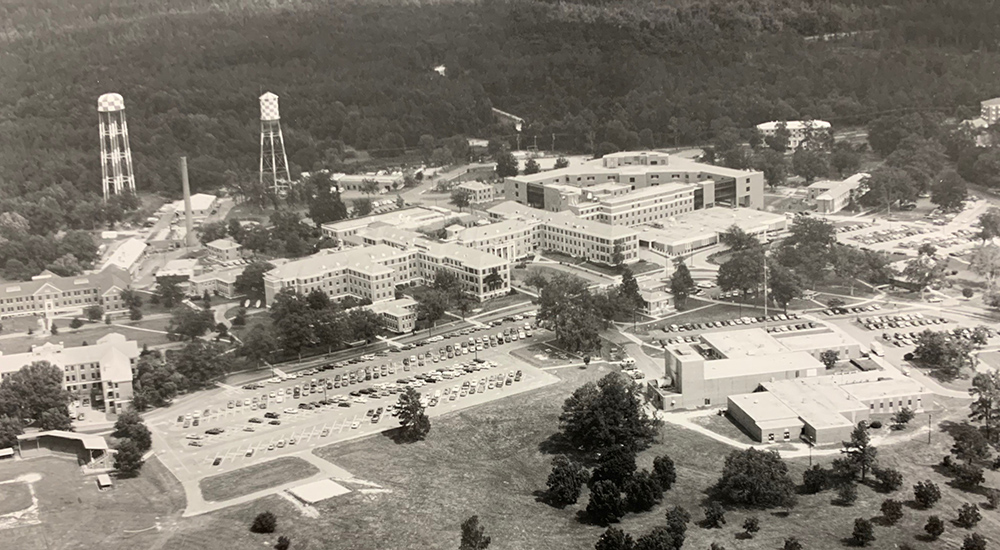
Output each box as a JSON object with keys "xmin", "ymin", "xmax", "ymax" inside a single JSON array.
[
  {"xmin": 637, "ymin": 207, "xmax": 786, "ymax": 247},
  {"xmin": 728, "ymin": 392, "xmax": 800, "ymax": 427},
  {"xmin": 701, "ymin": 328, "xmax": 788, "ymax": 358},
  {"xmin": 288, "ymin": 479, "xmax": 350, "ymax": 503},
  {"xmin": 508, "ymin": 151, "xmax": 760, "ymax": 185},
  {"xmin": 703, "ymin": 351, "xmax": 821, "ymax": 380},
  {"xmin": 773, "ymin": 328, "xmax": 857, "ymax": 352},
  {"xmin": 840, "ymin": 377, "xmax": 929, "ymax": 402},
  {"xmin": 322, "ymin": 207, "xmax": 449, "ymax": 234},
  {"xmin": 764, "ymin": 378, "xmax": 865, "ymax": 430},
  {"xmin": 598, "ymin": 183, "xmax": 696, "ymax": 205}
]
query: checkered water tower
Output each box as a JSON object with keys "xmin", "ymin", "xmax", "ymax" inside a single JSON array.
[
  {"xmin": 97, "ymin": 93, "xmax": 136, "ymax": 200},
  {"xmin": 259, "ymin": 92, "xmax": 291, "ymax": 193}
]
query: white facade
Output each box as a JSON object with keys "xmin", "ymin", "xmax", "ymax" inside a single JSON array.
[
  {"xmin": 458, "ymin": 181, "xmax": 494, "ymax": 204},
  {"xmin": 756, "ymin": 120, "xmax": 832, "ymax": 149}
]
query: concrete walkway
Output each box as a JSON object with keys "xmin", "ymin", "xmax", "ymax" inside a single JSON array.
[
  {"xmin": 177, "ymin": 449, "xmax": 355, "ymax": 517},
  {"xmin": 658, "ymin": 407, "xmax": 933, "ymax": 460}
]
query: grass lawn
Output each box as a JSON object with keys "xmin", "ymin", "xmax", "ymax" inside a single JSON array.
[
  {"xmin": 158, "ymin": 364, "xmax": 997, "ymax": 550},
  {"xmin": 658, "ymin": 300, "xmax": 748, "ymax": 327},
  {"xmin": 473, "ymin": 291, "xmax": 533, "ymax": 314},
  {"xmin": 0, "ymin": 323, "xmax": 172, "ymax": 354},
  {"xmin": 0, "ymin": 481, "xmax": 33, "ymax": 515},
  {"xmin": 199, "ymin": 457, "xmax": 320, "ymax": 502},
  {"xmin": 3, "ymin": 456, "xmax": 185, "ymax": 550}
]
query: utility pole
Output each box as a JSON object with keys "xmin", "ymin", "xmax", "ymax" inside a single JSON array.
[
  {"xmin": 551, "ymin": 133, "xmax": 556, "ymax": 152},
  {"xmin": 928, "ymin": 412, "xmax": 932, "ymax": 444}
]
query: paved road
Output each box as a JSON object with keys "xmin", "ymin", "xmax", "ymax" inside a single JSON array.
[{"xmin": 146, "ymin": 321, "xmax": 559, "ymax": 515}]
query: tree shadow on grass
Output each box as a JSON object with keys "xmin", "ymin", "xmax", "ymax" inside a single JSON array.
[{"xmin": 380, "ymin": 426, "xmax": 422, "ymax": 444}]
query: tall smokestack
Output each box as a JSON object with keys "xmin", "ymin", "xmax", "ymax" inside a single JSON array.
[{"xmin": 179, "ymin": 156, "xmax": 197, "ymax": 247}]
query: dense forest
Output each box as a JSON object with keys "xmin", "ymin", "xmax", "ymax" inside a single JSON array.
[{"xmin": 1, "ymin": 0, "xmax": 1000, "ymax": 236}]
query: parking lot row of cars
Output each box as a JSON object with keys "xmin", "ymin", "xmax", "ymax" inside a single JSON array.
[
  {"xmin": 821, "ymin": 304, "xmax": 883, "ymax": 316},
  {"xmin": 835, "ymin": 222, "xmax": 875, "ymax": 234},
  {"xmin": 665, "ymin": 313, "xmax": 800, "ymax": 334},
  {"xmin": 857, "ymin": 312, "xmax": 948, "ymax": 331},
  {"xmin": 847, "ymin": 226, "xmax": 931, "ymax": 246},
  {"xmin": 193, "ymin": 368, "xmax": 527, "ymax": 459}
]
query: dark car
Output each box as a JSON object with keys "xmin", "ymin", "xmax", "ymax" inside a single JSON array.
[
  {"xmin": 338, "ymin": 402, "xmax": 351, "ymax": 408},
  {"xmin": 212, "ymin": 457, "xmax": 222, "ymax": 466},
  {"xmin": 248, "ymin": 417, "xmax": 263, "ymax": 423},
  {"xmin": 269, "ymin": 420, "xmax": 281, "ymax": 425}
]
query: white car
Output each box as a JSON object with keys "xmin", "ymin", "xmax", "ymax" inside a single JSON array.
[
  {"xmin": 283, "ymin": 408, "xmax": 298, "ymax": 414},
  {"xmin": 351, "ymin": 421, "xmax": 360, "ymax": 429}
]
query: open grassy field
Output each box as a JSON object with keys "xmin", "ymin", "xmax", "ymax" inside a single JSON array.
[
  {"xmin": 0, "ymin": 323, "xmax": 172, "ymax": 354},
  {"xmin": 199, "ymin": 457, "xmax": 320, "ymax": 503},
  {"xmin": 3, "ymin": 456, "xmax": 185, "ymax": 550},
  {"xmin": 149, "ymin": 366, "xmax": 997, "ymax": 550},
  {"xmin": 0, "ymin": 481, "xmax": 33, "ymax": 515}
]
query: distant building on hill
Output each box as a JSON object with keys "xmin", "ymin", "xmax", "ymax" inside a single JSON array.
[{"xmin": 756, "ymin": 120, "xmax": 832, "ymax": 149}]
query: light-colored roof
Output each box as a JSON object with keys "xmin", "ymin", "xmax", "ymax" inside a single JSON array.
[
  {"xmin": 700, "ymin": 328, "xmax": 788, "ymax": 358},
  {"xmin": 321, "ymin": 207, "xmax": 450, "ymax": 235},
  {"xmin": 773, "ymin": 328, "xmax": 858, "ymax": 352},
  {"xmin": 17, "ymin": 430, "xmax": 109, "ymax": 451},
  {"xmin": 206, "ymin": 238, "xmax": 241, "ymax": 251},
  {"xmin": 368, "ymin": 297, "xmax": 417, "ymax": 317},
  {"xmin": 288, "ymin": 479, "xmax": 350, "ymax": 503},
  {"xmin": 637, "ymin": 207, "xmax": 786, "ymax": 248},
  {"xmin": 703, "ymin": 351, "xmax": 821, "ymax": 380},
  {"xmin": 157, "ymin": 259, "xmax": 199, "ymax": 278},
  {"xmin": 267, "ymin": 245, "xmax": 405, "ymax": 281},
  {"xmin": 764, "ymin": 378, "xmax": 866, "ymax": 429},
  {"xmin": 0, "ymin": 266, "xmax": 130, "ymax": 301},
  {"xmin": 101, "ymin": 238, "xmax": 147, "ymax": 271},
  {"xmin": 457, "ymin": 218, "xmax": 538, "ymax": 243},
  {"xmin": 172, "ymin": 193, "xmax": 217, "ymax": 212},
  {"xmin": 982, "ymin": 97, "xmax": 1000, "ymax": 106},
  {"xmin": 189, "ymin": 266, "xmax": 245, "ymax": 285},
  {"xmin": 97, "ymin": 473, "xmax": 113, "ymax": 487},
  {"xmin": 458, "ymin": 181, "xmax": 491, "ymax": 191},
  {"xmin": 598, "ymin": 183, "xmax": 696, "ymax": 206},
  {"xmin": 507, "ymin": 150, "xmax": 760, "ymax": 185},
  {"xmin": 756, "ymin": 120, "xmax": 832, "ymax": 131},
  {"xmin": 0, "ymin": 333, "xmax": 139, "ymax": 381},
  {"xmin": 337, "ymin": 173, "xmax": 403, "ymax": 184},
  {"xmin": 487, "ymin": 201, "xmax": 638, "ymax": 240},
  {"xmin": 0, "ymin": 447, "xmax": 14, "ymax": 458},
  {"xmin": 840, "ymin": 377, "xmax": 929, "ymax": 402},
  {"xmin": 421, "ymin": 241, "xmax": 509, "ymax": 270},
  {"xmin": 728, "ymin": 392, "xmax": 801, "ymax": 426}
]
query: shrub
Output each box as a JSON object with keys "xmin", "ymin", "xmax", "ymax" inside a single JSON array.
[
  {"xmin": 891, "ymin": 407, "xmax": 915, "ymax": 429},
  {"xmin": 852, "ymin": 518, "xmax": 875, "ymax": 547},
  {"xmin": 783, "ymin": 537, "xmax": 803, "ymax": 550},
  {"xmin": 712, "ymin": 448, "xmax": 796, "ymax": 508},
  {"xmin": 665, "ymin": 505, "xmax": 690, "ymax": 538},
  {"xmin": 963, "ymin": 288, "xmax": 975, "ymax": 298},
  {"xmin": 924, "ymin": 516, "xmax": 945, "ymax": 540},
  {"xmin": 595, "ymin": 527, "xmax": 633, "ymax": 550},
  {"xmin": 956, "ymin": 503, "xmax": 982, "ymax": 529},
  {"xmin": 802, "ymin": 465, "xmax": 828, "ymax": 494},
  {"xmin": 587, "ymin": 480, "xmax": 625, "ymax": 525},
  {"xmin": 546, "ymin": 455, "xmax": 588, "ymax": 506},
  {"xmin": 869, "ymin": 420, "xmax": 883, "ymax": 429},
  {"xmin": 250, "ymin": 511, "xmax": 277, "ymax": 534},
  {"xmin": 624, "ymin": 470, "xmax": 663, "ymax": 513},
  {"xmin": 986, "ymin": 488, "xmax": 1000, "ymax": 509},
  {"xmin": 70, "ymin": 318, "xmax": 83, "ymax": 329},
  {"xmin": 914, "ymin": 480, "xmax": 941, "ymax": 509},
  {"xmin": 742, "ymin": 516, "xmax": 760, "ymax": 538},
  {"xmin": 880, "ymin": 499, "xmax": 903, "ymax": 525},
  {"xmin": 954, "ymin": 464, "xmax": 985, "ymax": 489},
  {"xmin": 703, "ymin": 501, "xmax": 726, "ymax": 528},
  {"xmin": 963, "ymin": 533, "xmax": 987, "ymax": 550},
  {"xmin": 873, "ymin": 466, "xmax": 903, "ymax": 492},
  {"xmin": 274, "ymin": 536, "xmax": 290, "ymax": 550},
  {"xmin": 652, "ymin": 455, "xmax": 676, "ymax": 491},
  {"xmin": 837, "ymin": 482, "xmax": 858, "ymax": 505}
]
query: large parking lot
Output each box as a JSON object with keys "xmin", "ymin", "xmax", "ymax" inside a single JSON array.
[{"xmin": 149, "ymin": 316, "xmax": 559, "ymax": 484}]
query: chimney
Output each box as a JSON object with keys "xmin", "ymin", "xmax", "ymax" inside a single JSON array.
[{"xmin": 179, "ymin": 156, "xmax": 197, "ymax": 247}]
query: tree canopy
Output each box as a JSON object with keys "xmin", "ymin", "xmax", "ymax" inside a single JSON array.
[
  {"xmin": 712, "ymin": 448, "xmax": 796, "ymax": 508},
  {"xmin": 559, "ymin": 372, "xmax": 660, "ymax": 454}
]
